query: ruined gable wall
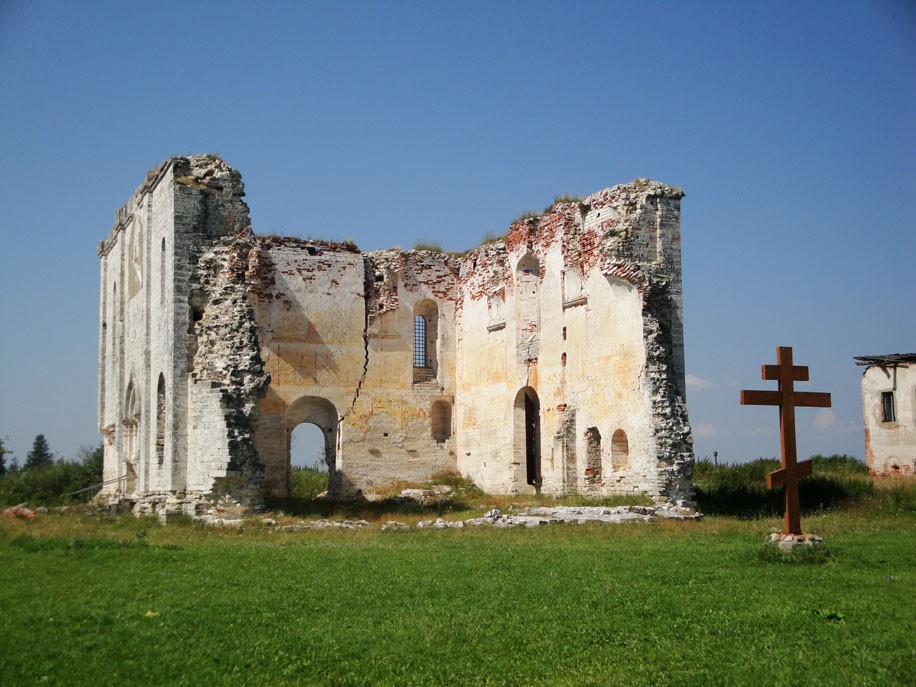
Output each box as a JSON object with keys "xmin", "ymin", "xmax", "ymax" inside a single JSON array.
[
  {"xmin": 455, "ymin": 203, "xmax": 654, "ymax": 496},
  {"xmin": 247, "ymin": 237, "xmax": 368, "ymax": 497},
  {"xmin": 455, "ymin": 181, "xmax": 693, "ymax": 503},
  {"xmin": 348, "ymin": 250, "xmax": 460, "ymax": 491},
  {"xmin": 248, "ymin": 242, "xmax": 461, "ymax": 498},
  {"xmin": 585, "ymin": 181, "xmax": 693, "ymax": 503},
  {"xmin": 99, "ymin": 156, "xmax": 261, "ymax": 514}
]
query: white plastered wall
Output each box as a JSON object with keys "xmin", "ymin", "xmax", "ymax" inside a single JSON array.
[{"xmin": 862, "ymin": 364, "xmax": 916, "ymax": 476}]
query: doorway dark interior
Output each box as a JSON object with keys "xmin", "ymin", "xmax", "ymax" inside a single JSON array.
[{"xmin": 524, "ymin": 390, "xmax": 541, "ymax": 490}]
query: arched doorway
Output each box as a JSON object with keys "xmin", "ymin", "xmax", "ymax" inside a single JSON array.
[
  {"xmin": 286, "ymin": 396, "xmax": 338, "ymax": 498},
  {"xmin": 514, "ymin": 387, "xmax": 541, "ymax": 491}
]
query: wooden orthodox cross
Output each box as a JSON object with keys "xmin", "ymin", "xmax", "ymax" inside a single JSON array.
[{"xmin": 740, "ymin": 346, "xmax": 831, "ymax": 535}]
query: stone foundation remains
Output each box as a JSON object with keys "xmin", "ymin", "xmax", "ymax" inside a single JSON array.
[{"xmin": 97, "ymin": 155, "xmax": 694, "ymax": 517}]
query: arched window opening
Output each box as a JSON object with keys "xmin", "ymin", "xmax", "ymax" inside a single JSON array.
[
  {"xmin": 515, "ymin": 254, "xmax": 540, "ymax": 362},
  {"xmin": 156, "ymin": 374, "xmax": 166, "ymax": 467},
  {"xmin": 413, "ymin": 315, "xmax": 427, "ymax": 368},
  {"xmin": 585, "ymin": 427, "xmax": 602, "ymax": 485},
  {"xmin": 431, "ymin": 400, "xmax": 452, "ymax": 443},
  {"xmin": 413, "ymin": 299, "xmax": 439, "ymax": 381},
  {"xmin": 612, "ymin": 429, "xmax": 629, "ymax": 471},
  {"xmin": 514, "ymin": 387, "xmax": 541, "ymax": 491}
]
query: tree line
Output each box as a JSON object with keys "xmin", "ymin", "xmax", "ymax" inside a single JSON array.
[{"xmin": 0, "ymin": 434, "xmax": 104, "ymax": 506}]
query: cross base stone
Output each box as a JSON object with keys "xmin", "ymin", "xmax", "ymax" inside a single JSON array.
[{"xmin": 769, "ymin": 531, "xmax": 824, "ymax": 553}]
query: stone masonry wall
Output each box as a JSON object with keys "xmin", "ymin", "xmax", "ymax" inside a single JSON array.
[{"xmin": 99, "ymin": 158, "xmax": 695, "ymax": 512}]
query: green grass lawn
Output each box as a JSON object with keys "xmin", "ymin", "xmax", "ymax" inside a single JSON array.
[{"xmin": 1, "ymin": 503, "xmax": 913, "ymax": 687}]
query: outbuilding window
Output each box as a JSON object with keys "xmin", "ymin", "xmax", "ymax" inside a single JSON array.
[{"xmin": 881, "ymin": 391, "xmax": 896, "ymax": 423}]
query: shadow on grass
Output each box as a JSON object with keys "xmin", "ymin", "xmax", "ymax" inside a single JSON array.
[
  {"xmin": 263, "ymin": 496, "xmax": 475, "ymax": 520},
  {"xmin": 694, "ymin": 457, "xmax": 876, "ymax": 517}
]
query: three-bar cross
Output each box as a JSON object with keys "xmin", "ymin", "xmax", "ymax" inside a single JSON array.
[{"xmin": 740, "ymin": 346, "xmax": 831, "ymax": 535}]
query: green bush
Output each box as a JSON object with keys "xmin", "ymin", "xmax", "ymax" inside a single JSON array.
[
  {"xmin": 289, "ymin": 466, "xmax": 328, "ymax": 500},
  {"xmin": 810, "ymin": 453, "xmax": 870, "ymax": 475},
  {"xmin": 0, "ymin": 444, "xmax": 104, "ymax": 506}
]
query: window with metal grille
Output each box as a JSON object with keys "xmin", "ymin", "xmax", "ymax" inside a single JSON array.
[{"xmin": 413, "ymin": 315, "xmax": 427, "ymax": 368}]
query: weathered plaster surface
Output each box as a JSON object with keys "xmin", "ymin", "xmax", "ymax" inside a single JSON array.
[
  {"xmin": 98, "ymin": 156, "xmax": 694, "ymax": 515},
  {"xmin": 860, "ymin": 363, "xmax": 915, "ymax": 477}
]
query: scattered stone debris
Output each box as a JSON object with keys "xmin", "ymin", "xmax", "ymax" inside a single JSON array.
[
  {"xmin": 380, "ymin": 521, "xmax": 411, "ymax": 532},
  {"xmin": 417, "ymin": 517, "xmax": 466, "ymax": 529},
  {"xmin": 198, "ymin": 515, "xmax": 246, "ymax": 527},
  {"xmin": 3, "ymin": 503, "xmax": 36, "ymax": 520},
  {"xmin": 407, "ymin": 505, "xmax": 699, "ymax": 531},
  {"xmin": 277, "ymin": 519, "xmax": 370, "ymax": 531},
  {"xmin": 769, "ymin": 532, "xmax": 824, "ymax": 553},
  {"xmin": 389, "ymin": 486, "xmax": 454, "ymax": 506},
  {"xmin": 461, "ymin": 505, "xmax": 699, "ymax": 528}
]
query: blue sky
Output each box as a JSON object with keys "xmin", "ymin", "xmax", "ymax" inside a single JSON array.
[{"xmin": 1, "ymin": 1, "xmax": 913, "ymax": 466}]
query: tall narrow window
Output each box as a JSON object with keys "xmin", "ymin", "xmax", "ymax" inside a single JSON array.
[
  {"xmin": 881, "ymin": 392, "xmax": 896, "ymax": 423},
  {"xmin": 413, "ymin": 315, "xmax": 427, "ymax": 368},
  {"xmin": 160, "ymin": 238, "xmax": 166, "ymax": 306},
  {"xmin": 156, "ymin": 374, "xmax": 166, "ymax": 467},
  {"xmin": 413, "ymin": 300, "xmax": 439, "ymax": 381}
]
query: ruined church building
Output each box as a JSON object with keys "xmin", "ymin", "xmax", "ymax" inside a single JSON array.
[{"xmin": 98, "ymin": 155, "xmax": 694, "ymax": 515}]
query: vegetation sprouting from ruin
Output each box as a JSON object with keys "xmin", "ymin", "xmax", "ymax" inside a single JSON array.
[
  {"xmin": 543, "ymin": 193, "xmax": 584, "ymax": 213},
  {"xmin": 511, "ymin": 209, "xmax": 541, "ymax": 224},
  {"xmin": 412, "ymin": 240, "xmax": 444, "ymax": 252}
]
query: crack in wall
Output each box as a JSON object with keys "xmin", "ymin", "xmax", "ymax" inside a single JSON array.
[{"xmin": 339, "ymin": 255, "xmax": 373, "ymax": 424}]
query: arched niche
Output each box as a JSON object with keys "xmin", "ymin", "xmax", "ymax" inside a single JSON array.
[
  {"xmin": 122, "ymin": 380, "xmax": 140, "ymax": 494},
  {"xmin": 515, "ymin": 253, "xmax": 540, "ymax": 361},
  {"xmin": 612, "ymin": 429, "xmax": 629, "ymax": 471},
  {"xmin": 431, "ymin": 400, "xmax": 452, "ymax": 444},
  {"xmin": 585, "ymin": 427, "xmax": 602, "ymax": 485},
  {"xmin": 155, "ymin": 374, "xmax": 165, "ymax": 468}
]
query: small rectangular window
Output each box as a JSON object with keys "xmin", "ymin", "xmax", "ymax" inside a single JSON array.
[{"xmin": 881, "ymin": 391, "xmax": 896, "ymax": 422}]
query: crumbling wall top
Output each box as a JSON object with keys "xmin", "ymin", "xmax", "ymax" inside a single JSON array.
[{"xmin": 100, "ymin": 155, "xmax": 249, "ymax": 256}]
